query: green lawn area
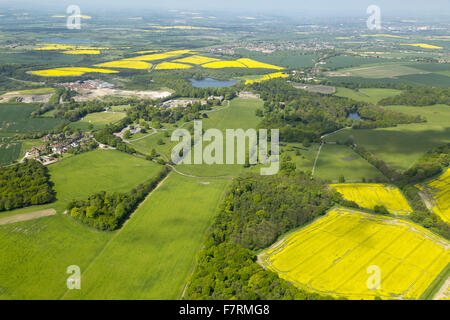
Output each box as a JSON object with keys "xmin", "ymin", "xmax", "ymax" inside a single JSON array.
[
  {"xmin": 314, "ymin": 144, "xmax": 385, "ymax": 182},
  {"xmin": 325, "ymin": 105, "xmax": 450, "ymax": 171},
  {"xmin": 48, "ymin": 149, "xmax": 162, "ymax": 212},
  {"xmin": 130, "ymin": 98, "xmax": 265, "ymax": 177},
  {"xmin": 334, "ymin": 63, "xmax": 426, "ymax": 79},
  {"xmin": 63, "ymin": 173, "xmax": 229, "ymax": 299},
  {"xmin": 334, "ymin": 87, "xmax": 402, "ymax": 104},
  {"xmin": 0, "ymin": 214, "xmax": 112, "ymax": 299},
  {"xmin": 70, "ymin": 111, "xmax": 126, "ymax": 131},
  {"xmin": 0, "ymin": 135, "xmax": 21, "ymax": 165}
]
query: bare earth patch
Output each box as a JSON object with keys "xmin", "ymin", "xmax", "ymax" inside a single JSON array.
[{"xmin": 0, "ymin": 209, "xmax": 56, "ymax": 226}]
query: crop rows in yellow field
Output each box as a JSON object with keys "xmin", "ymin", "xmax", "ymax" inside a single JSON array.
[
  {"xmin": 261, "ymin": 208, "xmax": 449, "ymax": 300},
  {"xmin": 245, "ymin": 72, "xmax": 289, "ymax": 85},
  {"xmin": 29, "ymin": 67, "xmax": 118, "ymax": 77},
  {"xmin": 201, "ymin": 60, "xmax": 248, "ymax": 68},
  {"xmin": 237, "ymin": 58, "xmax": 284, "ymax": 70},
  {"xmin": 174, "ymin": 55, "xmax": 221, "ymax": 65},
  {"xmin": 62, "ymin": 50, "xmax": 101, "ymax": 55},
  {"xmin": 420, "ymin": 169, "xmax": 450, "ymax": 223},
  {"xmin": 400, "ymin": 43, "xmax": 443, "ymax": 49},
  {"xmin": 330, "ymin": 183, "xmax": 413, "ymax": 215},
  {"xmin": 94, "ymin": 60, "xmax": 152, "ymax": 70},
  {"xmin": 154, "ymin": 62, "xmax": 192, "ymax": 70}
]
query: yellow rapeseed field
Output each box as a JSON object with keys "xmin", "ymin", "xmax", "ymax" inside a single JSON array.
[
  {"xmin": 237, "ymin": 58, "xmax": 284, "ymax": 70},
  {"xmin": 62, "ymin": 50, "xmax": 101, "ymax": 55},
  {"xmin": 127, "ymin": 50, "xmax": 192, "ymax": 61},
  {"xmin": 34, "ymin": 44, "xmax": 109, "ymax": 51},
  {"xmin": 330, "ymin": 183, "xmax": 413, "ymax": 215},
  {"xmin": 30, "ymin": 67, "xmax": 118, "ymax": 77},
  {"xmin": 360, "ymin": 34, "xmax": 409, "ymax": 39},
  {"xmin": 400, "ymin": 43, "xmax": 443, "ymax": 49},
  {"xmin": 244, "ymin": 72, "xmax": 289, "ymax": 85},
  {"xmin": 202, "ymin": 60, "xmax": 248, "ymax": 68},
  {"xmin": 174, "ymin": 55, "xmax": 221, "ymax": 65},
  {"xmin": 260, "ymin": 208, "xmax": 449, "ymax": 300},
  {"xmin": 419, "ymin": 169, "xmax": 450, "ymax": 223},
  {"xmin": 94, "ymin": 60, "xmax": 152, "ymax": 69},
  {"xmin": 154, "ymin": 62, "xmax": 192, "ymax": 70}
]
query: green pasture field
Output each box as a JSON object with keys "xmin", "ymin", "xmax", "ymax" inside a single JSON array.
[
  {"xmin": 0, "ymin": 135, "xmax": 21, "ymax": 165},
  {"xmin": 48, "ymin": 149, "xmax": 162, "ymax": 211},
  {"xmin": 0, "ymin": 103, "xmax": 64, "ymax": 133},
  {"xmin": 69, "ymin": 111, "xmax": 126, "ymax": 131},
  {"xmin": 334, "ymin": 63, "xmax": 425, "ymax": 79},
  {"xmin": 235, "ymin": 49, "xmax": 318, "ymax": 68},
  {"xmin": 0, "ymin": 214, "xmax": 112, "ymax": 299},
  {"xmin": 63, "ymin": 173, "xmax": 229, "ymax": 299},
  {"xmin": 314, "ymin": 144, "xmax": 385, "ymax": 182},
  {"xmin": 323, "ymin": 55, "xmax": 389, "ymax": 69},
  {"xmin": 130, "ymin": 98, "xmax": 265, "ymax": 177},
  {"xmin": 396, "ymin": 73, "xmax": 450, "ymax": 87},
  {"xmin": 334, "ymin": 87, "xmax": 402, "ymax": 104},
  {"xmin": 325, "ymin": 105, "xmax": 450, "ymax": 171}
]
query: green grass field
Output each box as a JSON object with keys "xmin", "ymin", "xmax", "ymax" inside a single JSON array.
[
  {"xmin": 325, "ymin": 105, "xmax": 450, "ymax": 170},
  {"xmin": 62, "ymin": 173, "xmax": 229, "ymax": 299},
  {"xmin": 48, "ymin": 149, "xmax": 162, "ymax": 211},
  {"xmin": 0, "ymin": 135, "xmax": 21, "ymax": 165},
  {"xmin": 333, "ymin": 63, "xmax": 426, "ymax": 79},
  {"xmin": 334, "ymin": 87, "xmax": 402, "ymax": 104},
  {"xmin": 70, "ymin": 111, "xmax": 126, "ymax": 131},
  {"xmin": 0, "ymin": 214, "xmax": 112, "ymax": 299},
  {"xmin": 0, "ymin": 103, "xmax": 64, "ymax": 133},
  {"xmin": 314, "ymin": 144, "xmax": 385, "ymax": 182},
  {"xmin": 131, "ymin": 98, "xmax": 265, "ymax": 177}
]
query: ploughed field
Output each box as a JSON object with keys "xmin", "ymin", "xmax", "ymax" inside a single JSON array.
[{"xmin": 260, "ymin": 208, "xmax": 449, "ymax": 300}]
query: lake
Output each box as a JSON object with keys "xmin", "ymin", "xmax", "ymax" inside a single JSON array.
[
  {"xmin": 347, "ymin": 112, "xmax": 361, "ymax": 120},
  {"xmin": 189, "ymin": 78, "xmax": 237, "ymax": 88}
]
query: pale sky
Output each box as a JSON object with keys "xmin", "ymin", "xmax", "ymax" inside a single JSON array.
[{"xmin": 3, "ymin": 0, "xmax": 450, "ymax": 17}]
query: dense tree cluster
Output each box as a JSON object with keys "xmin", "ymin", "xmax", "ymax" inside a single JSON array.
[
  {"xmin": 67, "ymin": 166, "xmax": 169, "ymax": 230},
  {"xmin": 404, "ymin": 143, "xmax": 450, "ymax": 183},
  {"xmin": 251, "ymin": 80, "xmax": 422, "ymax": 144},
  {"xmin": 0, "ymin": 160, "xmax": 55, "ymax": 211},
  {"xmin": 184, "ymin": 173, "xmax": 350, "ymax": 300},
  {"xmin": 379, "ymin": 87, "xmax": 450, "ymax": 106},
  {"xmin": 94, "ymin": 117, "xmax": 136, "ymax": 154}
]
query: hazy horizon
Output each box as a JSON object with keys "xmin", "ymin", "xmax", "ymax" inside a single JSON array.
[{"xmin": 2, "ymin": 0, "xmax": 449, "ymax": 18}]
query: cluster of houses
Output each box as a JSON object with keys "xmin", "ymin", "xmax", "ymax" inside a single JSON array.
[
  {"xmin": 25, "ymin": 132, "xmax": 92, "ymax": 165},
  {"xmin": 160, "ymin": 96, "xmax": 224, "ymax": 109}
]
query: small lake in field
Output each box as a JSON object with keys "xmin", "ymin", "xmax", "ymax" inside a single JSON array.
[
  {"xmin": 189, "ymin": 78, "xmax": 237, "ymax": 88},
  {"xmin": 347, "ymin": 112, "xmax": 361, "ymax": 120}
]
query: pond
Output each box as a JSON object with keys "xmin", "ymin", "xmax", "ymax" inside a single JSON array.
[
  {"xmin": 189, "ymin": 78, "xmax": 237, "ymax": 88},
  {"xmin": 347, "ymin": 112, "xmax": 361, "ymax": 120}
]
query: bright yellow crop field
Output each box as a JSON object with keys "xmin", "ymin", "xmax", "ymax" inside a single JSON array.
[
  {"xmin": 174, "ymin": 55, "xmax": 221, "ymax": 65},
  {"xmin": 202, "ymin": 60, "xmax": 248, "ymax": 68},
  {"xmin": 260, "ymin": 208, "xmax": 449, "ymax": 300},
  {"xmin": 330, "ymin": 183, "xmax": 413, "ymax": 215},
  {"xmin": 62, "ymin": 50, "xmax": 100, "ymax": 55},
  {"xmin": 154, "ymin": 62, "xmax": 192, "ymax": 70},
  {"xmin": 420, "ymin": 169, "xmax": 450, "ymax": 223},
  {"xmin": 400, "ymin": 43, "xmax": 443, "ymax": 49},
  {"xmin": 30, "ymin": 67, "xmax": 118, "ymax": 77},
  {"xmin": 94, "ymin": 60, "xmax": 152, "ymax": 69},
  {"xmin": 245, "ymin": 72, "xmax": 289, "ymax": 84},
  {"xmin": 237, "ymin": 58, "xmax": 284, "ymax": 70}
]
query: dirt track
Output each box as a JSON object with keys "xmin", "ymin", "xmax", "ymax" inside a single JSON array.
[{"xmin": 0, "ymin": 209, "xmax": 56, "ymax": 226}]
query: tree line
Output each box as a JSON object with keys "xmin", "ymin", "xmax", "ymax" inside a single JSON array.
[
  {"xmin": 0, "ymin": 160, "xmax": 55, "ymax": 211},
  {"xmin": 184, "ymin": 172, "xmax": 354, "ymax": 300},
  {"xmin": 68, "ymin": 166, "xmax": 170, "ymax": 231}
]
